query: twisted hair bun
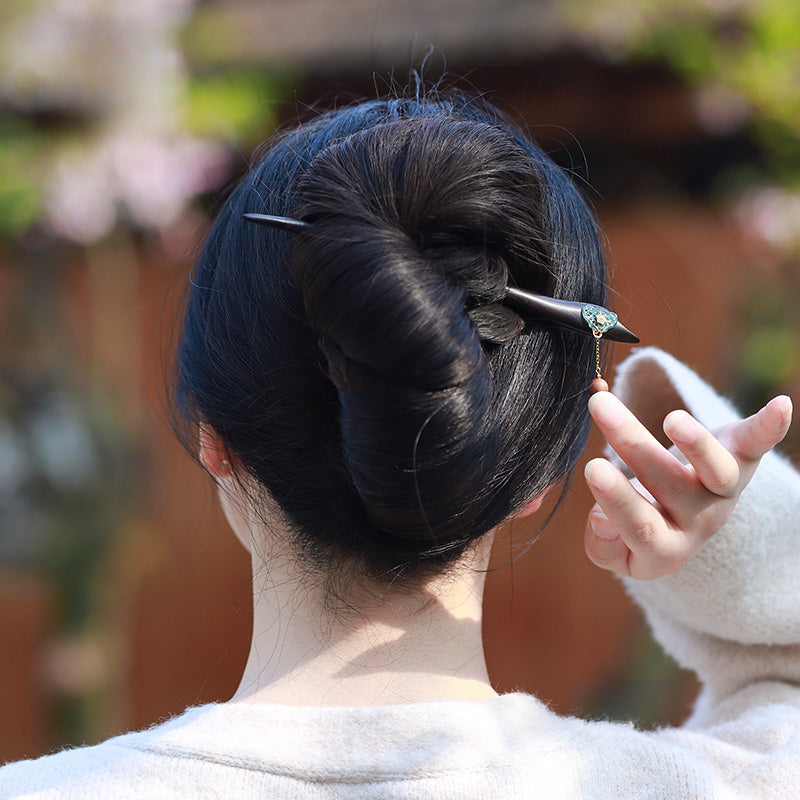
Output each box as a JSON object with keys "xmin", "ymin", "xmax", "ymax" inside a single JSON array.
[
  {"xmin": 293, "ymin": 117, "xmax": 548, "ymax": 553},
  {"xmin": 176, "ymin": 95, "xmax": 606, "ymax": 580}
]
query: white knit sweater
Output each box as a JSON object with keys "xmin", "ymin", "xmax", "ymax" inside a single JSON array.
[{"xmin": 3, "ymin": 349, "xmax": 799, "ymax": 799}]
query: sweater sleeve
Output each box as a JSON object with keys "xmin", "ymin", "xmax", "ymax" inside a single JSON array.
[{"xmin": 608, "ymin": 348, "xmax": 800, "ymax": 718}]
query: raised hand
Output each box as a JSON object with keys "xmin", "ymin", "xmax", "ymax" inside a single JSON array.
[{"xmin": 583, "ymin": 391, "xmax": 793, "ymax": 580}]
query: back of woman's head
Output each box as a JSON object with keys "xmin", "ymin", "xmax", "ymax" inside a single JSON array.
[{"xmin": 175, "ymin": 91, "xmax": 607, "ymax": 583}]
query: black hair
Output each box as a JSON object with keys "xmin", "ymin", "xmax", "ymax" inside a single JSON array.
[{"xmin": 174, "ymin": 91, "xmax": 606, "ymax": 583}]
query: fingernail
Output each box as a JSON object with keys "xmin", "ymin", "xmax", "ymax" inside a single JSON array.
[
  {"xmin": 589, "ymin": 511, "xmax": 620, "ymax": 541},
  {"xmin": 585, "ymin": 459, "xmax": 616, "ymax": 492},
  {"xmin": 588, "ymin": 391, "xmax": 624, "ymax": 429},
  {"xmin": 778, "ymin": 395, "xmax": 793, "ymax": 423},
  {"xmin": 667, "ymin": 412, "xmax": 698, "ymax": 445}
]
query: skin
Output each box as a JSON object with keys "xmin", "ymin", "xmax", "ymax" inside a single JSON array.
[
  {"xmin": 584, "ymin": 391, "xmax": 792, "ymax": 580},
  {"xmin": 200, "ymin": 391, "xmax": 792, "ymax": 707}
]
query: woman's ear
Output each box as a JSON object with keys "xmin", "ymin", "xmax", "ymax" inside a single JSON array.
[
  {"xmin": 513, "ymin": 491, "xmax": 547, "ymax": 519},
  {"xmin": 199, "ymin": 424, "xmax": 234, "ymax": 479}
]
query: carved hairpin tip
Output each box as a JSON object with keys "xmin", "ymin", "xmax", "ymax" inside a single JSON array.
[{"xmin": 243, "ymin": 213, "xmax": 311, "ymax": 234}]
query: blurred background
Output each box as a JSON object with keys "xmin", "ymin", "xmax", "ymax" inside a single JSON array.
[{"xmin": 2, "ymin": 0, "xmax": 799, "ymax": 763}]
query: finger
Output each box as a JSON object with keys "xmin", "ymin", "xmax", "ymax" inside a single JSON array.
[
  {"xmin": 663, "ymin": 410, "xmax": 740, "ymax": 498},
  {"xmin": 727, "ymin": 395, "xmax": 792, "ymax": 463},
  {"xmin": 584, "ymin": 506, "xmax": 631, "ymax": 576},
  {"xmin": 588, "ymin": 391, "xmax": 695, "ymax": 512},
  {"xmin": 584, "ymin": 458, "xmax": 684, "ymax": 579}
]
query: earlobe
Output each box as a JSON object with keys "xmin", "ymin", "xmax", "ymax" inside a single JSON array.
[
  {"xmin": 513, "ymin": 492, "xmax": 547, "ymax": 519},
  {"xmin": 199, "ymin": 424, "xmax": 234, "ymax": 478}
]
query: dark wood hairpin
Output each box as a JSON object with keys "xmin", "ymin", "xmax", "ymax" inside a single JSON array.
[{"xmin": 243, "ymin": 212, "xmax": 639, "ymax": 391}]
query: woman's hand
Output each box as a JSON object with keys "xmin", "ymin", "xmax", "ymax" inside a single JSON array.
[{"xmin": 583, "ymin": 391, "xmax": 793, "ymax": 580}]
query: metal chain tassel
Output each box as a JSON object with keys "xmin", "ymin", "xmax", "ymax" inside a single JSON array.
[
  {"xmin": 590, "ymin": 331, "xmax": 609, "ymax": 394},
  {"xmin": 582, "ymin": 305, "xmax": 616, "ymax": 395}
]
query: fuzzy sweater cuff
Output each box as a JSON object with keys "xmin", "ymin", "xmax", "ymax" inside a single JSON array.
[{"xmin": 609, "ymin": 348, "xmax": 800, "ymax": 706}]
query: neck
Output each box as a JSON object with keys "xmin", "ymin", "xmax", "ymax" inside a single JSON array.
[{"xmin": 231, "ymin": 527, "xmax": 497, "ymax": 707}]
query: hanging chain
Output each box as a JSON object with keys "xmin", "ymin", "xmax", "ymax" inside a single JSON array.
[{"xmin": 594, "ymin": 330, "xmax": 602, "ymax": 379}]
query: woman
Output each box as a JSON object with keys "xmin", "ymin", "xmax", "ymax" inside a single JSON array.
[{"xmin": 2, "ymin": 91, "xmax": 797, "ymax": 798}]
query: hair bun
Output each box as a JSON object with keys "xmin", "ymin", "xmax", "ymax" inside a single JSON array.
[
  {"xmin": 177, "ymin": 94, "xmax": 607, "ymax": 581},
  {"xmin": 289, "ymin": 116, "xmax": 550, "ymax": 551}
]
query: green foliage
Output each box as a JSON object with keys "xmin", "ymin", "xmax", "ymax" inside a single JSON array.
[
  {"xmin": 180, "ymin": 7, "xmax": 243, "ymax": 68},
  {"xmin": 587, "ymin": 631, "xmax": 693, "ymax": 728},
  {"xmin": 0, "ymin": 2, "xmax": 284, "ymax": 243},
  {"xmin": 741, "ymin": 327, "xmax": 800, "ymax": 386},
  {"xmin": 638, "ymin": 15, "xmax": 718, "ymax": 77},
  {"xmin": 569, "ymin": 0, "xmax": 800, "ymax": 182},
  {"xmin": 735, "ymin": 283, "xmax": 800, "ymax": 413},
  {"xmin": 0, "ymin": 353, "xmax": 134, "ymax": 631},
  {"xmin": 0, "ymin": 126, "xmax": 44, "ymax": 237},
  {"xmin": 185, "ymin": 71, "xmax": 280, "ymax": 145}
]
